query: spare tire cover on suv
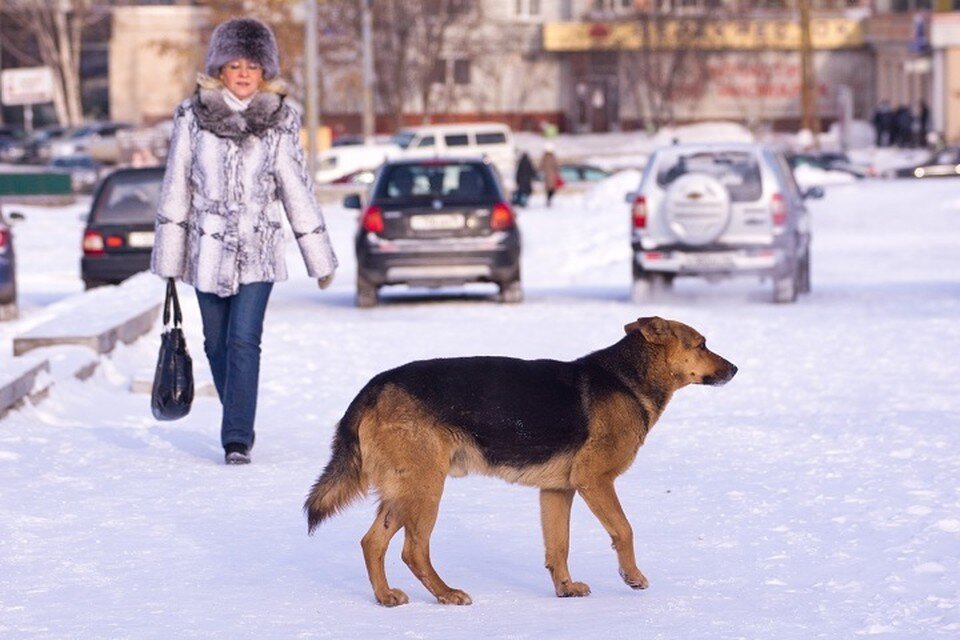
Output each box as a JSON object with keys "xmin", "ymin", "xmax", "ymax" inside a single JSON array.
[{"xmin": 662, "ymin": 172, "xmax": 731, "ymax": 246}]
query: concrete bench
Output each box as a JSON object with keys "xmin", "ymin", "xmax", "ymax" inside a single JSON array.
[
  {"xmin": 13, "ymin": 272, "xmax": 162, "ymax": 357},
  {"xmin": 0, "ymin": 354, "xmax": 51, "ymax": 418}
]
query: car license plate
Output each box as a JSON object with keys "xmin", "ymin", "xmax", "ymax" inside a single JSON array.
[
  {"xmin": 127, "ymin": 231, "xmax": 155, "ymax": 248},
  {"xmin": 409, "ymin": 214, "xmax": 465, "ymax": 231},
  {"xmin": 686, "ymin": 252, "xmax": 734, "ymax": 270}
]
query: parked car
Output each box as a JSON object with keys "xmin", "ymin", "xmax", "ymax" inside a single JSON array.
[
  {"xmin": 558, "ymin": 163, "xmax": 611, "ymax": 184},
  {"xmin": 0, "ymin": 125, "xmax": 25, "ymax": 163},
  {"xmin": 22, "ymin": 125, "xmax": 70, "ymax": 164},
  {"xmin": 81, "ymin": 166, "xmax": 163, "ymax": 289},
  {"xmin": 52, "ymin": 122, "xmax": 132, "ymax": 162},
  {"xmin": 627, "ymin": 142, "xmax": 822, "ymax": 304},
  {"xmin": 393, "ymin": 122, "xmax": 517, "ymax": 189},
  {"xmin": 0, "ymin": 208, "xmax": 17, "ymax": 313},
  {"xmin": 892, "ymin": 147, "xmax": 960, "ymax": 178},
  {"xmin": 786, "ymin": 151, "xmax": 873, "ymax": 178},
  {"xmin": 48, "ymin": 154, "xmax": 101, "ymax": 193},
  {"xmin": 345, "ymin": 157, "xmax": 522, "ymax": 307}
]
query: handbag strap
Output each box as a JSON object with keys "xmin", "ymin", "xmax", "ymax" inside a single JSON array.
[{"xmin": 162, "ymin": 278, "xmax": 183, "ymax": 328}]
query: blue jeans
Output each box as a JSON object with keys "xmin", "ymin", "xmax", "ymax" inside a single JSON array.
[{"xmin": 195, "ymin": 282, "xmax": 273, "ymax": 449}]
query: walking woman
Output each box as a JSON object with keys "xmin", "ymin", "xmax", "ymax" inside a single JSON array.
[{"xmin": 150, "ymin": 17, "xmax": 338, "ymax": 465}]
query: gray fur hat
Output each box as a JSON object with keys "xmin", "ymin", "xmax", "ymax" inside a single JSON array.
[{"xmin": 205, "ymin": 17, "xmax": 280, "ymax": 80}]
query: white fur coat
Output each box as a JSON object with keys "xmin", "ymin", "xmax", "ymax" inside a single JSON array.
[{"xmin": 150, "ymin": 87, "xmax": 337, "ymax": 297}]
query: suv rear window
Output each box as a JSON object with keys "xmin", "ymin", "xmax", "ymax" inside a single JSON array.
[
  {"xmin": 375, "ymin": 163, "xmax": 497, "ymax": 200},
  {"xmin": 92, "ymin": 171, "xmax": 163, "ymax": 223},
  {"xmin": 655, "ymin": 150, "xmax": 763, "ymax": 202}
]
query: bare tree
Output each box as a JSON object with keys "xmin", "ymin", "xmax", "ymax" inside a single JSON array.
[
  {"xmin": 621, "ymin": 12, "xmax": 716, "ymax": 131},
  {"xmin": 1, "ymin": 0, "xmax": 108, "ymax": 126},
  {"xmin": 317, "ymin": 0, "xmax": 483, "ymax": 129}
]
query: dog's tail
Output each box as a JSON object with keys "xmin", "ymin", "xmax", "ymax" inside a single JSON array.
[{"xmin": 304, "ymin": 394, "xmax": 370, "ymax": 534}]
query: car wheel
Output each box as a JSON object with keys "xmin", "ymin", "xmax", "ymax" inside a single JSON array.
[
  {"xmin": 355, "ymin": 275, "xmax": 379, "ymax": 308},
  {"xmin": 498, "ymin": 279, "xmax": 523, "ymax": 304},
  {"xmin": 83, "ymin": 279, "xmax": 107, "ymax": 290},
  {"xmin": 772, "ymin": 267, "xmax": 798, "ymax": 303},
  {"xmin": 798, "ymin": 250, "xmax": 812, "ymax": 294},
  {"xmin": 631, "ymin": 272, "xmax": 670, "ymax": 304}
]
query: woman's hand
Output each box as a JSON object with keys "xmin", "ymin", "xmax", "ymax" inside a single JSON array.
[{"xmin": 318, "ymin": 273, "xmax": 334, "ymax": 290}]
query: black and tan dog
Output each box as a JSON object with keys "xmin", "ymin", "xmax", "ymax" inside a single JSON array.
[{"xmin": 305, "ymin": 316, "xmax": 736, "ymax": 606}]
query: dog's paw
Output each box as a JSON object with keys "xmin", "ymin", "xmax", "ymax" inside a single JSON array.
[
  {"xmin": 437, "ymin": 588, "xmax": 473, "ymax": 605},
  {"xmin": 556, "ymin": 580, "xmax": 591, "ymax": 597},
  {"xmin": 376, "ymin": 588, "xmax": 410, "ymax": 607},
  {"xmin": 620, "ymin": 568, "xmax": 650, "ymax": 590}
]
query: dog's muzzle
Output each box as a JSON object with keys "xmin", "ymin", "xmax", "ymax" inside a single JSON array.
[{"xmin": 703, "ymin": 361, "xmax": 737, "ymax": 386}]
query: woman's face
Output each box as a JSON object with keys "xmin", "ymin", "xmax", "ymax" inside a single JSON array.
[{"xmin": 219, "ymin": 58, "xmax": 264, "ymax": 100}]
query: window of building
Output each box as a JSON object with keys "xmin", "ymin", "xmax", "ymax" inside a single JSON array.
[
  {"xmin": 516, "ymin": 0, "xmax": 541, "ymax": 15},
  {"xmin": 453, "ymin": 59, "xmax": 471, "ymax": 85}
]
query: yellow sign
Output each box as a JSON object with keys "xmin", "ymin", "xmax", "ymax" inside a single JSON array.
[{"xmin": 543, "ymin": 18, "xmax": 864, "ymax": 52}]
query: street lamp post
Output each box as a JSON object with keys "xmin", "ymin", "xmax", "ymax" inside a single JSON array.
[
  {"xmin": 361, "ymin": 0, "xmax": 374, "ymax": 143},
  {"xmin": 305, "ymin": 0, "xmax": 319, "ymax": 179}
]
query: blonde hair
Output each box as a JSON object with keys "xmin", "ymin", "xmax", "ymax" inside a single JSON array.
[{"xmin": 196, "ymin": 72, "xmax": 287, "ymax": 96}]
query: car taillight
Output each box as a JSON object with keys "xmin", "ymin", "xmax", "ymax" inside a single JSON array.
[
  {"xmin": 631, "ymin": 194, "xmax": 647, "ymax": 229},
  {"xmin": 83, "ymin": 230, "xmax": 105, "ymax": 255},
  {"xmin": 491, "ymin": 202, "xmax": 515, "ymax": 230},
  {"xmin": 0, "ymin": 227, "xmax": 8, "ymax": 253},
  {"xmin": 361, "ymin": 205, "xmax": 384, "ymax": 233},
  {"xmin": 771, "ymin": 193, "xmax": 787, "ymax": 230}
]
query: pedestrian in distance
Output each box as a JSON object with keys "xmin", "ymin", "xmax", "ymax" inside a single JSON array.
[
  {"xmin": 513, "ymin": 151, "xmax": 536, "ymax": 207},
  {"xmin": 540, "ymin": 143, "xmax": 562, "ymax": 207},
  {"xmin": 150, "ymin": 17, "xmax": 338, "ymax": 465}
]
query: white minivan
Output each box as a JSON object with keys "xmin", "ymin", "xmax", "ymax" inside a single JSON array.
[{"xmin": 391, "ymin": 122, "xmax": 517, "ymax": 188}]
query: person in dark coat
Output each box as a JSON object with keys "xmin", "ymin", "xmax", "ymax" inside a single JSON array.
[
  {"xmin": 513, "ymin": 151, "xmax": 536, "ymax": 207},
  {"xmin": 919, "ymin": 100, "xmax": 930, "ymax": 148}
]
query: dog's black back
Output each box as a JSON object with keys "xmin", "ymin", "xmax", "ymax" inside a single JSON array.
[{"xmin": 372, "ymin": 355, "xmax": 592, "ymax": 466}]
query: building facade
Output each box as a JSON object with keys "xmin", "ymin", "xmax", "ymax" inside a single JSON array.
[{"xmin": 102, "ymin": 0, "xmax": 960, "ymax": 142}]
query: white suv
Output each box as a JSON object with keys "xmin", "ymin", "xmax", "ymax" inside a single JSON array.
[{"xmin": 626, "ymin": 142, "xmax": 822, "ymax": 303}]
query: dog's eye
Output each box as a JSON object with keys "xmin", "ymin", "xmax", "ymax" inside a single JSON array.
[{"xmin": 698, "ymin": 341, "xmax": 707, "ymax": 350}]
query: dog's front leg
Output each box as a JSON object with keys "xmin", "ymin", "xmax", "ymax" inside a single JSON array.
[
  {"xmin": 575, "ymin": 479, "xmax": 649, "ymax": 590},
  {"xmin": 540, "ymin": 488, "xmax": 591, "ymax": 597}
]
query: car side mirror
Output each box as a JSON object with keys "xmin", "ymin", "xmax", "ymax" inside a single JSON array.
[
  {"xmin": 342, "ymin": 193, "xmax": 362, "ymax": 209},
  {"xmin": 7, "ymin": 211, "xmax": 25, "ymax": 221},
  {"xmin": 802, "ymin": 186, "xmax": 825, "ymax": 200},
  {"xmin": 624, "ymin": 191, "xmax": 637, "ymax": 204}
]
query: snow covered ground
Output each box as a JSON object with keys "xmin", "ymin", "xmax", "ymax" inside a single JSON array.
[{"xmin": 1, "ymin": 168, "xmax": 958, "ymax": 639}]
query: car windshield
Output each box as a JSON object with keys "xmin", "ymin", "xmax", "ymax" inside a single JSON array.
[
  {"xmin": 391, "ymin": 131, "xmax": 416, "ymax": 149},
  {"xmin": 92, "ymin": 171, "xmax": 163, "ymax": 224},
  {"xmin": 655, "ymin": 150, "xmax": 763, "ymax": 202},
  {"xmin": 375, "ymin": 163, "xmax": 497, "ymax": 201}
]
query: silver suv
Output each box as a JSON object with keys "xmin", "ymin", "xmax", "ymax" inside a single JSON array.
[{"xmin": 626, "ymin": 142, "xmax": 822, "ymax": 303}]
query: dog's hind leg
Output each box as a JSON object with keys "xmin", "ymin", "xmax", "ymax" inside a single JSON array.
[
  {"xmin": 540, "ymin": 488, "xmax": 591, "ymax": 597},
  {"xmin": 361, "ymin": 502, "xmax": 407, "ymax": 606},
  {"xmin": 399, "ymin": 476, "xmax": 473, "ymax": 606},
  {"xmin": 575, "ymin": 478, "xmax": 650, "ymax": 590}
]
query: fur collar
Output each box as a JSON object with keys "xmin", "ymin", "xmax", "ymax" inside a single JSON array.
[{"xmin": 191, "ymin": 87, "xmax": 286, "ymax": 140}]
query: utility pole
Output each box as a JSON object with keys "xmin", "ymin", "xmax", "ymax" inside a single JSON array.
[
  {"xmin": 361, "ymin": 0, "xmax": 375, "ymax": 143},
  {"xmin": 798, "ymin": 0, "xmax": 820, "ymax": 146},
  {"xmin": 305, "ymin": 0, "xmax": 319, "ymax": 180}
]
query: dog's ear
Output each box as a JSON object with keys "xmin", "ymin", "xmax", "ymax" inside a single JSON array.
[{"xmin": 625, "ymin": 316, "xmax": 672, "ymax": 345}]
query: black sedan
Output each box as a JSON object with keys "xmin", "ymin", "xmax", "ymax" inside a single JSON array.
[
  {"xmin": 893, "ymin": 147, "xmax": 960, "ymax": 178},
  {"xmin": 345, "ymin": 157, "xmax": 522, "ymax": 307},
  {"xmin": 81, "ymin": 166, "xmax": 163, "ymax": 289}
]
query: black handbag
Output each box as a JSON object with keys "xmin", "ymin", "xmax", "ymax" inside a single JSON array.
[{"xmin": 151, "ymin": 278, "xmax": 194, "ymax": 421}]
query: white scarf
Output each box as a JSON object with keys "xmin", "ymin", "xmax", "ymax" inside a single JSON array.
[{"xmin": 221, "ymin": 87, "xmax": 255, "ymax": 112}]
